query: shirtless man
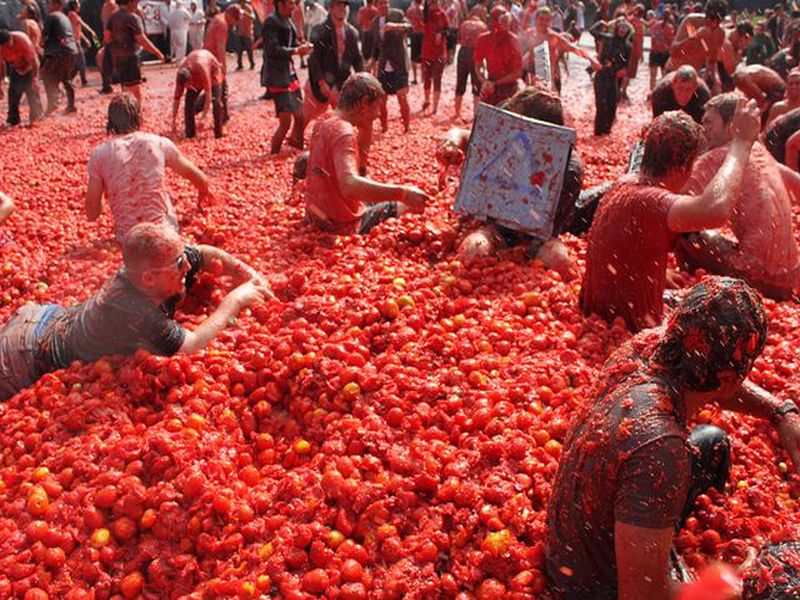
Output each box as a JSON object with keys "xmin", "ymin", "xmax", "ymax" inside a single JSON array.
[
  {"xmin": 768, "ymin": 68, "xmax": 800, "ymax": 125},
  {"xmin": 678, "ymin": 92, "xmax": 800, "ymax": 301},
  {"xmin": 666, "ymin": 0, "xmax": 728, "ymax": 92},
  {"xmin": 522, "ymin": 6, "xmax": 597, "ymax": 93},
  {"xmin": 732, "ymin": 64, "xmax": 786, "ymax": 125},
  {"xmin": 172, "ymin": 49, "xmax": 226, "ymax": 138}
]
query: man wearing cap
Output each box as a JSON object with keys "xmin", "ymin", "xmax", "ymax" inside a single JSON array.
[
  {"xmin": 172, "ymin": 49, "xmax": 225, "ymax": 138},
  {"xmin": 0, "ymin": 29, "xmax": 43, "ymax": 126}
]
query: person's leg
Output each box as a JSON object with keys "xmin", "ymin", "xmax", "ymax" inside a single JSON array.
[
  {"xmin": 76, "ymin": 48, "xmax": 87, "ymax": 85},
  {"xmin": 23, "ymin": 70, "xmax": 43, "ymax": 124},
  {"xmin": 185, "ymin": 88, "xmax": 198, "ymax": 138},
  {"xmin": 680, "ymin": 425, "xmax": 730, "ymax": 524},
  {"xmin": 7, "ymin": 69, "xmax": 24, "ymax": 126},
  {"xmin": 379, "ymin": 93, "xmax": 388, "ymax": 132},
  {"xmin": 100, "ymin": 47, "xmax": 113, "ymax": 93},
  {"xmin": 288, "ymin": 106, "xmax": 305, "ymax": 149},
  {"xmin": 454, "ymin": 47, "xmax": 468, "ymax": 119},
  {"xmin": 422, "ymin": 59, "xmax": 432, "ymax": 109},
  {"xmin": 236, "ymin": 34, "xmax": 245, "ymax": 69},
  {"xmin": 63, "ymin": 55, "xmax": 76, "ymax": 112},
  {"xmin": 176, "ymin": 30, "xmax": 188, "ymax": 64},
  {"xmin": 222, "ymin": 79, "xmax": 229, "ymax": 122},
  {"xmin": 212, "ymin": 84, "xmax": 224, "ymax": 138},
  {"xmin": 432, "ymin": 59, "xmax": 443, "ymax": 114},
  {"xmin": 271, "ymin": 110, "xmax": 292, "ymax": 153},
  {"xmin": 41, "ymin": 58, "xmax": 59, "ymax": 114},
  {"xmin": 593, "ymin": 71, "xmax": 606, "ymax": 135},
  {"xmin": 246, "ymin": 36, "xmax": 254, "ymax": 69},
  {"xmin": 397, "ymin": 87, "xmax": 410, "ymax": 132},
  {"xmin": 649, "ymin": 64, "xmax": 657, "ymax": 91}
]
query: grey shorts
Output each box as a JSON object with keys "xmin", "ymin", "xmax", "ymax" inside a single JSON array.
[{"xmin": 0, "ymin": 304, "xmax": 63, "ymax": 402}]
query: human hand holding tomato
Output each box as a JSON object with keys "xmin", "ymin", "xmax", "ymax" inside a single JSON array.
[{"xmin": 777, "ymin": 413, "xmax": 800, "ymax": 474}]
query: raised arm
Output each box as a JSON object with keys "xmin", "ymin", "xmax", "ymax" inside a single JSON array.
[{"xmin": 666, "ymin": 99, "xmax": 761, "ymax": 232}]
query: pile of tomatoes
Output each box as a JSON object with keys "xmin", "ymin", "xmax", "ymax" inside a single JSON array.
[{"xmin": 0, "ymin": 58, "xmax": 799, "ymax": 600}]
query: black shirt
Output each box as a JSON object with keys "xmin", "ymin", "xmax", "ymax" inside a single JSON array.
[
  {"xmin": 43, "ymin": 11, "xmax": 78, "ymax": 57},
  {"xmin": 651, "ymin": 77, "xmax": 711, "ymax": 123}
]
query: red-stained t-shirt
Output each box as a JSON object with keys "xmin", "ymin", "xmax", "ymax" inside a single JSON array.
[
  {"xmin": 357, "ymin": 4, "xmax": 378, "ymax": 32},
  {"xmin": 0, "ymin": 31, "xmax": 39, "ymax": 74},
  {"xmin": 473, "ymin": 29, "xmax": 522, "ymax": 81},
  {"xmin": 421, "ymin": 7, "xmax": 449, "ymax": 60},
  {"xmin": 546, "ymin": 327, "xmax": 691, "ymax": 600},
  {"xmin": 176, "ymin": 49, "xmax": 224, "ymax": 95},
  {"xmin": 580, "ymin": 177, "xmax": 679, "ymax": 332},
  {"xmin": 203, "ymin": 14, "xmax": 228, "ymax": 64},
  {"xmin": 407, "ymin": 2, "xmax": 424, "ymax": 33},
  {"xmin": 306, "ymin": 114, "xmax": 364, "ymax": 232}
]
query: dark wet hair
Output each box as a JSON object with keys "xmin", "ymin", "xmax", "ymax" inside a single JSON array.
[
  {"xmin": 705, "ymin": 0, "xmax": 728, "ymax": 21},
  {"xmin": 641, "ymin": 110, "xmax": 705, "ymax": 178},
  {"xmin": 338, "ymin": 72, "xmax": 385, "ymax": 110},
  {"xmin": 743, "ymin": 541, "xmax": 800, "ymax": 600},
  {"xmin": 737, "ymin": 20, "xmax": 754, "ymax": 36},
  {"xmin": 652, "ymin": 277, "xmax": 767, "ymax": 392},
  {"xmin": 177, "ymin": 67, "xmax": 191, "ymax": 84},
  {"xmin": 0, "ymin": 29, "xmax": 9, "ymax": 44},
  {"xmin": 501, "ymin": 86, "xmax": 565, "ymax": 125},
  {"xmin": 106, "ymin": 93, "xmax": 142, "ymax": 134}
]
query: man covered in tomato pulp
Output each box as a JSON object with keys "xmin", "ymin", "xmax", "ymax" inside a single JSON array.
[
  {"xmin": 678, "ymin": 92, "xmax": 800, "ymax": 301},
  {"xmin": 473, "ymin": 5, "xmax": 522, "ymax": 106},
  {"xmin": 0, "ymin": 224, "xmax": 272, "ymax": 402},
  {"xmin": 305, "ymin": 72, "xmax": 429, "ymax": 234},
  {"xmin": 580, "ymin": 100, "xmax": 761, "ymax": 332},
  {"xmin": 548, "ymin": 276, "xmax": 800, "ymax": 600}
]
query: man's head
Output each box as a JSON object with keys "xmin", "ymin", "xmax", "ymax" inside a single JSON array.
[
  {"xmin": 614, "ymin": 16, "xmax": 631, "ymax": 37},
  {"xmin": 536, "ymin": 6, "xmax": 551, "ymax": 32},
  {"xmin": 106, "ymin": 93, "xmax": 142, "ymax": 135},
  {"xmin": 48, "ymin": 0, "xmax": 64, "ymax": 12},
  {"xmin": 776, "ymin": 3, "xmax": 786, "ymax": 17},
  {"xmin": 190, "ymin": 1, "xmax": 197, "ymax": 10},
  {"xmin": 0, "ymin": 30, "xmax": 10, "ymax": 46},
  {"xmin": 338, "ymin": 72, "xmax": 385, "ymax": 125},
  {"xmin": 671, "ymin": 65, "xmax": 699, "ymax": 106},
  {"xmin": 329, "ymin": 0, "xmax": 349, "ymax": 23},
  {"xmin": 653, "ymin": 276, "xmax": 767, "ymax": 394},
  {"xmin": 176, "ymin": 67, "xmax": 191, "ymax": 87},
  {"xmin": 376, "ymin": 0, "xmax": 389, "ymax": 16},
  {"xmin": 787, "ymin": 68, "xmax": 800, "ymax": 101},
  {"xmin": 502, "ymin": 86, "xmax": 565, "ymax": 125},
  {"xmin": 491, "ymin": 5, "xmax": 510, "ymax": 31},
  {"xmin": 123, "ymin": 224, "xmax": 190, "ymax": 300},
  {"xmin": 224, "ymin": 4, "xmax": 241, "ymax": 23},
  {"xmin": 701, "ymin": 91, "xmax": 740, "ymax": 148},
  {"xmin": 704, "ymin": 0, "xmax": 727, "ymax": 27},
  {"xmin": 640, "ymin": 110, "xmax": 705, "ymax": 189}
]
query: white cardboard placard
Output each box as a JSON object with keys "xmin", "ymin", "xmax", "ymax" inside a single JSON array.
[{"xmin": 454, "ymin": 102, "xmax": 576, "ymax": 241}]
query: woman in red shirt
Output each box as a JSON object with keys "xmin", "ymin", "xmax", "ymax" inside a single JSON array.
[{"xmin": 421, "ymin": 0, "xmax": 449, "ymax": 113}]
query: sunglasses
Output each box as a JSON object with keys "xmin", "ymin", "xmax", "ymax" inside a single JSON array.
[{"xmin": 148, "ymin": 252, "xmax": 188, "ymax": 273}]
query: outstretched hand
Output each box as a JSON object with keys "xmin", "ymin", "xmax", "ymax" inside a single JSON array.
[
  {"xmin": 730, "ymin": 98, "xmax": 761, "ymax": 145},
  {"xmin": 777, "ymin": 413, "xmax": 800, "ymax": 475}
]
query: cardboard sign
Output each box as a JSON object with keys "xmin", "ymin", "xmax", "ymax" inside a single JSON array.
[
  {"xmin": 454, "ymin": 103, "xmax": 576, "ymax": 241},
  {"xmin": 139, "ymin": 0, "xmax": 169, "ymax": 35},
  {"xmin": 533, "ymin": 41, "xmax": 552, "ymax": 89}
]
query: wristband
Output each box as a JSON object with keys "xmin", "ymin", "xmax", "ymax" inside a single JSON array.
[{"xmin": 771, "ymin": 400, "xmax": 800, "ymax": 426}]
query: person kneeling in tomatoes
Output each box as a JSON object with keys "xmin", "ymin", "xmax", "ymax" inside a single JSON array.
[
  {"xmin": 171, "ymin": 49, "xmax": 226, "ymax": 139},
  {"xmin": 305, "ymin": 72, "xmax": 430, "ymax": 235},
  {"xmin": 547, "ymin": 276, "xmax": 800, "ymax": 600},
  {"xmin": 0, "ymin": 223, "xmax": 273, "ymax": 402},
  {"xmin": 435, "ymin": 85, "xmax": 583, "ymax": 280}
]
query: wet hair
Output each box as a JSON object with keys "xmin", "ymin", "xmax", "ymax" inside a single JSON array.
[
  {"xmin": 743, "ymin": 541, "xmax": 800, "ymax": 600},
  {"xmin": 640, "ymin": 110, "xmax": 705, "ymax": 178},
  {"xmin": 67, "ymin": 0, "xmax": 79, "ymax": 11},
  {"xmin": 123, "ymin": 223, "xmax": 181, "ymax": 272},
  {"xmin": 704, "ymin": 0, "xmax": 727, "ymax": 22},
  {"xmin": 225, "ymin": 3, "xmax": 241, "ymax": 17},
  {"xmin": 338, "ymin": 72, "xmax": 385, "ymax": 110},
  {"xmin": 704, "ymin": 91, "xmax": 740, "ymax": 126},
  {"xmin": 537, "ymin": 5, "xmax": 551, "ymax": 15},
  {"xmin": 652, "ymin": 277, "xmax": 767, "ymax": 392},
  {"xmin": 501, "ymin": 86, "xmax": 565, "ymax": 125},
  {"xmin": 675, "ymin": 64, "xmax": 698, "ymax": 83},
  {"xmin": 117, "ymin": 0, "xmax": 131, "ymax": 5},
  {"xmin": 0, "ymin": 29, "xmax": 9, "ymax": 45},
  {"xmin": 106, "ymin": 93, "xmax": 142, "ymax": 134},
  {"xmin": 177, "ymin": 67, "xmax": 191, "ymax": 84}
]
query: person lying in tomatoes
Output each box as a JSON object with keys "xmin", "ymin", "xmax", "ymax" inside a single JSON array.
[
  {"xmin": 0, "ymin": 223, "xmax": 272, "ymax": 402},
  {"xmin": 0, "ymin": 192, "xmax": 14, "ymax": 225},
  {"xmin": 547, "ymin": 276, "xmax": 800, "ymax": 600},
  {"xmin": 435, "ymin": 85, "xmax": 583, "ymax": 279},
  {"xmin": 677, "ymin": 92, "xmax": 800, "ymax": 302},
  {"xmin": 305, "ymin": 72, "xmax": 430, "ymax": 235},
  {"xmin": 580, "ymin": 100, "xmax": 761, "ymax": 333}
]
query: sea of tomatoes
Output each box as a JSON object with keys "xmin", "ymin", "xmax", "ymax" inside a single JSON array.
[{"xmin": 1, "ymin": 49, "xmax": 800, "ymax": 600}]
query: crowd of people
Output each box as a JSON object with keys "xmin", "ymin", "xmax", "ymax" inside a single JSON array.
[{"xmin": 5, "ymin": 0, "xmax": 800, "ymax": 597}]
